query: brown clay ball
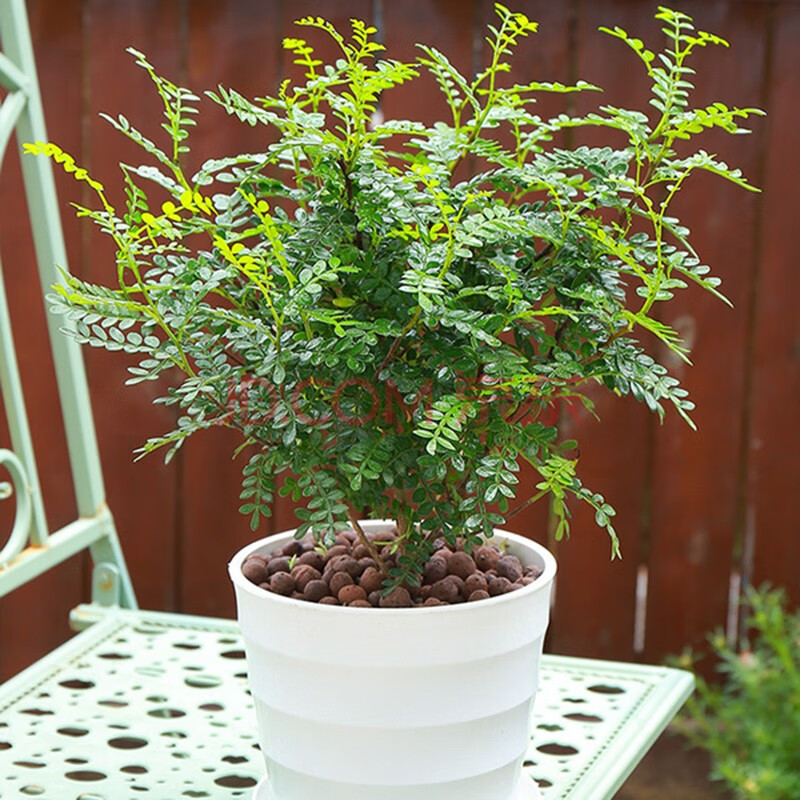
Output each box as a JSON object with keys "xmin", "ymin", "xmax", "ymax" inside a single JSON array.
[
  {"xmin": 488, "ymin": 575, "xmax": 513, "ymax": 596},
  {"xmin": 464, "ymin": 572, "xmax": 488, "ymax": 595},
  {"xmin": 319, "ymin": 596, "xmax": 340, "ymax": 605},
  {"xmin": 429, "ymin": 578, "xmax": 460, "ymax": 604},
  {"xmin": 327, "ymin": 555, "xmax": 362, "ymax": 578},
  {"xmin": 328, "ymin": 571, "xmax": 354, "ymax": 595},
  {"xmin": 352, "ymin": 543, "xmax": 370, "ymax": 560},
  {"xmin": 474, "ymin": 546, "xmax": 500, "ymax": 571},
  {"xmin": 525, "ymin": 564, "xmax": 543, "ymax": 579},
  {"xmin": 379, "ymin": 587, "xmax": 413, "ymax": 608},
  {"xmin": 242, "ymin": 558, "xmax": 269, "ymax": 585},
  {"xmin": 303, "ymin": 579, "xmax": 330, "ymax": 602},
  {"xmin": 323, "ymin": 544, "xmax": 349, "ymax": 561},
  {"xmin": 348, "ymin": 599, "xmax": 372, "ymax": 608},
  {"xmin": 448, "ymin": 551, "xmax": 477, "ymax": 579},
  {"xmin": 444, "ymin": 574, "xmax": 467, "ymax": 599},
  {"xmin": 297, "ymin": 550, "xmax": 325, "ymax": 571},
  {"xmin": 338, "ymin": 584, "xmax": 368, "ymax": 605},
  {"xmin": 270, "ymin": 572, "xmax": 296, "ymax": 596},
  {"xmin": 359, "ymin": 566, "xmax": 384, "ymax": 596},
  {"xmin": 291, "ymin": 564, "xmax": 322, "ymax": 592},
  {"xmin": 468, "ymin": 589, "xmax": 491, "ymax": 602},
  {"xmin": 423, "ymin": 557, "xmax": 448, "ymax": 585},
  {"xmin": 496, "ymin": 555, "xmax": 523, "ymax": 583},
  {"xmin": 281, "ymin": 540, "xmax": 305, "ymax": 557},
  {"xmin": 434, "ymin": 547, "xmax": 453, "ymax": 563},
  {"xmin": 267, "ymin": 556, "xmax": 292, "ymax": 575}
]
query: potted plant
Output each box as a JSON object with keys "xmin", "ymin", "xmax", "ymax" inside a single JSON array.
[{"xmin": 28, "ymin": 5, "xmax": 762, "ymax": 798}]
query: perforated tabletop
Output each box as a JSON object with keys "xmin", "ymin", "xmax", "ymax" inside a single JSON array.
[{"xmin": 0, "ymin": 609, "xmax": 692, "ymax": 800}]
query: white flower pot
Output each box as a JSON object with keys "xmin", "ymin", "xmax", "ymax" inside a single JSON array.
[{"xmin": 229, "ymin": 521, "xmax": 557, "ymax": 800}]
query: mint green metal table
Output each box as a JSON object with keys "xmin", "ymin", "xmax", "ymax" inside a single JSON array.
[
  {"xmin": 0, "ymin": 1, "xmax": 693, "ymax": 797},
  {"xmin": 0, "ymin": 608, "xmax": 692, "ymax": 799}
]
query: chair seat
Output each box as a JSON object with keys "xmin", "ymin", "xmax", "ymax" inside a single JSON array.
[{"xmin": 0, "ymin": 608, "xmax": 692, "ymax": 799}]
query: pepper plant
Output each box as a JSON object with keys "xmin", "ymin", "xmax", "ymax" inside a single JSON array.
[{"xmin": 28, "ymin": 5, "xmax": 762, "ymax": 589}]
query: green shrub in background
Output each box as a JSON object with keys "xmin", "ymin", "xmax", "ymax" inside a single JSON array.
[{"xmin": 674, "ymin": 586, "xmax": 800, "ymax": 800}]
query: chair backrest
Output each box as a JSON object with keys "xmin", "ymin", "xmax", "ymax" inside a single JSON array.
[{"xmin": 0, "ymin": 0, "xmax": 134, "ymax": 609}]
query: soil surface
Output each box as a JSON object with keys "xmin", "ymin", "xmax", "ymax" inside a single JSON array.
[{"xmin": 616, "ymin": 730, "xmax": 732, "ymax": 800}]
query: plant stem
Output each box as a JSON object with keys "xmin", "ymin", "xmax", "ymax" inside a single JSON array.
[
  {"xmin": 348, "ymin": 512, "xmax": 391, "ymax": 580},
  {"xmin": 505, "ymin": 488, "xmax": 548, "ymax": 520}
]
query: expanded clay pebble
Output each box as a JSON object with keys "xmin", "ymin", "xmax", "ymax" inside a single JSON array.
[
  {"xmin": 429, "ymin": 578, "xmax": 460, "ymax": 604},
  {"xmin": 474, "ymin": 546, "xmax": 500, "ymax": 571},
  {"xmin": 241, "ymin": 557, "xmax": 269, "ymax": 585},
  {"xmin": 496, "ymin": 555, "xmax": 523, "ymax": 583},
  {"xmin": 267, "ymin": 556, "xmax": 292, "ymax": 575},
  {"xmin": 464, "ymin": 572, "xmax": 488, "ymax": 595},
  {"xmin": 328, "ymin": 571, "xmax": 354, "ymax": 596},
  {"xmin": 270, "ymin": 572, "xmax": 296, "ymax": 596},
  {"xmin": 423, "ymin": 557, "xmax": 448, "ymax": 585},
  {"xmin": 380, "ymin": 586, "xmax": 412, "ymax": 608},
  {"xmin": 323, "ymin": 544, "xmax": 349, "ymax": 561},
  {"xmin": 243, "ymin": 533, "xmax": 542, "ymax": 608},
  {"xmin": 443, "ymin": 574, "xmax": 467, "ymax": 601},
  {"xmin": 291, "ymin": 564, "xmax": 322, "ymax": 592},
  {"xmin": 282, "ymin": 540, "xmax": 305, "ymax": 558},
  {"xmin": 525, "ymin": 564, "xmax": 543, "ymax": 579},
  {"xmin": 303, "ymin": 580, "xmax": 330, "ymax": 602},
  {"xmin": 359, "ymin": 567, "xmax": 383, "ymax": 595},
  {"xmin": 448, "ymin": 551, "xmax": 477, "ymax": 580},
  {"xmin": 338, "ymin": 584, "xmax": 368, "ymax": 605},
  {"xmin": 488, "ymin": 575, "xmax": 513, "ymax": 596},
  {"xmin": 352, "ymin": 543, "xmax": 370, "ymax": 560},
  {"xmin": 327, "ymin": 555, "xmax": 362, "ymax": 578},
  {"xmin": 297, "ymin": 550, "xmax": 325, "ymax": 571}
]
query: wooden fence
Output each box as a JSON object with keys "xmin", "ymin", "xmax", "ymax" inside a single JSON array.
[{"xmin": 1, "ymin": 0, "xmax": 798, "ymax": 681}]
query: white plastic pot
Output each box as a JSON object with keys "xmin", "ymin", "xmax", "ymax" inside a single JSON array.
[{"xmin": 229, "ymin": 521, "xmax": 557, "ymax": 800}]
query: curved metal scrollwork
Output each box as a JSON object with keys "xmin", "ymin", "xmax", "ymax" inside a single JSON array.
[{"xmin": 0, "ymin": 448, "xmax": 32, "ymax": 565}]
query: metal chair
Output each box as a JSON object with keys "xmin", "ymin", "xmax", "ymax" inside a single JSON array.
[{"xmin": 0, "ymin": 1, "xmax": 693, "ymax": 797}]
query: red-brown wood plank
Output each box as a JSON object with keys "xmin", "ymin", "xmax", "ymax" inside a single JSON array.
[
  {"xmin": 0, "ymin": 0, "xmax": 85, "ymax": 680},
  {"xmin": 179, "ymin": 1, "xmax": 288, "ymax": 617},
  {"xmin": 748, "ymin": 4, "xmax": 800, "ymax": 607},
  {"xmin": 543, "ymin": 1, "xmax": 657, "ymax": 660},
  {"xmin": 82, "ymin": 0, "xmax": 184, "ymax": 611},
  {"xmin": 644, "ymin": 1, "xmax": 769, "ymax": 662},
  {"xmin": 381, "ymin": 0, "xmax": 478, "ymax": 125}
]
